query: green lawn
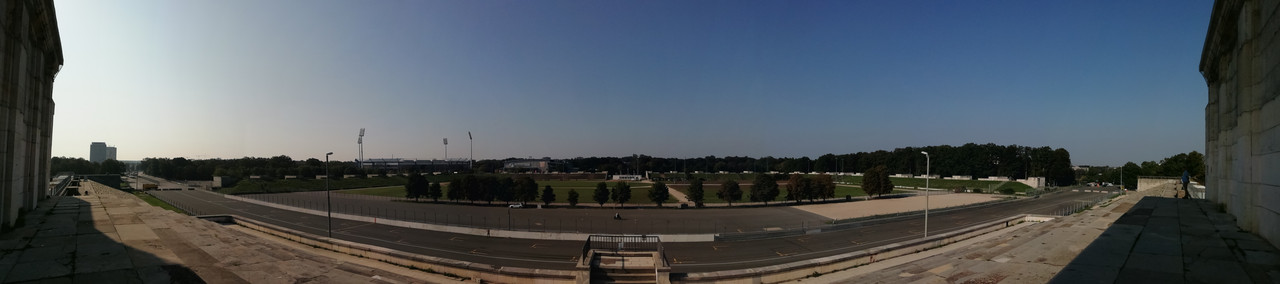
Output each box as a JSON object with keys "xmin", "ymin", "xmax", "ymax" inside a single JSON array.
[
  {"xmin": 665, "ymin": 183, "xmax": 899, "ymax": 203},
  {"xmin": 338, "ymin": 181, "xmax": 658, "ymax": 206},
  {"xmin": 833, "ymin": 175, "xmax": 1031, "ymax": 192},
  {"xmin": 134, "ymin": 192, "xmax": 186, "ymax": 214}
]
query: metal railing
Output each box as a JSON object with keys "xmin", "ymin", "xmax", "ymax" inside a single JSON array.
[
  {"xmin": 49, "ymin": 172, "xmax": 75, "ymax": 196},
  {"xmin": 580, "ymin": 235, "xmax": 666, "ymax": 266}
]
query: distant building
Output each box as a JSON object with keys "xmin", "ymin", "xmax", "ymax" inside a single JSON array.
[
  {"xmin": 105, "ymin": 146, "xmax": 117, "ymax": 161},
  {"xmin": 90, "ymin": 142, "xmax": 107, "ymax": 163},
  {"xmin": 358, "ymin": 158, "xmax": 470, "ymax": 173},
  {"xmin": 1, "ymin": 1, "xmax": 64, "ymax": 229},
  {"xmin": 502, "ymin": 158, "xmax": 568, "ymax": 173}
]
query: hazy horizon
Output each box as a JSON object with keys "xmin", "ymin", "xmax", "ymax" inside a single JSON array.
[{"xmin": 51, "ymin": 1, "xmax": 1211, "ymax": 167}]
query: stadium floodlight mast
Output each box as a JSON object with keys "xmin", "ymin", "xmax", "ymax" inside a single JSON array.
[
  {"xmin": 325, "ymin": 152, "xmax": 334, "ymax": 238},
  {"xmin": 921, "ymin": 151, "xmax": 930, "ymax": 238},
  {"xmin": 443, "ymin": 138, "xmax": 448, "ymax": 172},
  {"xmin": 469, "ymin": 132, "xmax": 473, "ymax": 170}
]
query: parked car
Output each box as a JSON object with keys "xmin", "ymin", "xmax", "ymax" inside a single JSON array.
[{"xmin": 509, "ymin": 204, "xmax": 523, "ymax": 208}]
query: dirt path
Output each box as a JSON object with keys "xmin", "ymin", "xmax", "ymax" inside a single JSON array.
[{"xmin": 794, "ymin": 193, "xmax": 1000, "ymax": 220}]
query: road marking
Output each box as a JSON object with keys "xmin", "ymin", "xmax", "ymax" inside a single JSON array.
[
  {"xmin": 850, "ymin": 240, "xmax": 861, "ymax": 245},
  {"xmin": 795, "ymin": 237, "xmax": 810, "ymax": 243},
  {"xmin": 530, "ymin": 243, "xmax": 544, "ymax": 248},
  {"xmin": 775, "ymin": 251, "xmax": 795, "ymax": 257},
  {"xmin": 470, "ymin": 249, "xmax": 488, "ymax": 255},
  {"xmin": 712, "ymin": 245, "xmax": 729, "ymax": 251},
  {"xmin": 570, "ymin": 256, "xmax": 580, "ymax": 262},
  {"xmin": 449, "ymin": 237, "xmax": 464, "ymax": 241}
]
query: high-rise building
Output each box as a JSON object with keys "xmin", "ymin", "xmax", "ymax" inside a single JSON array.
[
  {"xmin": 90, "ymin": 142, "xmax": 107, "ymax": 163},
  {"xmin": 105, "ymin": 147, "xmax": 117, "ymax": 161},
  {"xmin": 1, "ymin": 1, "xmax": 64, "ymax": 229}
]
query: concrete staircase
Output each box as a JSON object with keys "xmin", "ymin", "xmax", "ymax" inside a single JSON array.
[{"xmin": 583, "ymin": 251, "xmax": 669, "ymax": 284}]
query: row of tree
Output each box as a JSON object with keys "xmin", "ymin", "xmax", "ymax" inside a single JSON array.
[
  {"xmin": 1077, "ymin": 151, "xmax": 1206, "ymax": 189},
  {"xmin": 134, "ymin": 143, "xmax": 1076, "ymax": 187},
  {"xmin": 539, "ymin": 143, "xmax": 1076, "ymax": 185},
  {"xmin": 51, "ymin": 157, "xmax": 127, "ymax": 175}
]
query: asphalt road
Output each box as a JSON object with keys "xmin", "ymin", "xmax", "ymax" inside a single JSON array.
[
  {"xmin": 237, "ymin": 190, "xmax": 833, "ymax": 234},
  {"xmin": 150, "ymin": 187, "xmax": 1112, "ymax": 273}
]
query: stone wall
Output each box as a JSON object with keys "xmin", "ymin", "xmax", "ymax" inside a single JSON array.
[
  {"xmin": 1201, "ymin": 0, "xmax": 1280, "ymax": 248},
  {"xmin": 0, "ymin": 1, "xmax": 63, "ymax": 229}
]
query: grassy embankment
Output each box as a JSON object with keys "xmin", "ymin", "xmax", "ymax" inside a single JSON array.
[
  {"xmin": 342, "ymin": 180, "xmax": 655, "ymax": 205},
  {"xmin": 132, "ymin": 192, "xmax": 186, "ymax": 214}
]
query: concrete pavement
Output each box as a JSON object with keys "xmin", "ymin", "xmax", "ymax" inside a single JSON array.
[
  {"xmin": 0, "ymin": 180, "xmax": 464, "ymax": 283},
  {"xmin": 798, "ymin": 183, "xmax": 1280, "ymax": 283}
]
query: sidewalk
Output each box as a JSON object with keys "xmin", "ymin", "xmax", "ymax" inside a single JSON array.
[
  {"xmin": 1051, "ymin": 195, "xmax": 1280, "ymax": 283},
  {"xmin": 0, "ymin": 180, "xmax": 463, "ymax": 283},
  {"xmin": 795, "ymin": 185, "xmax": 1164, "ymax": 283}
]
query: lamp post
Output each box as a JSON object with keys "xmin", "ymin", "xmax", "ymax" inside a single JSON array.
[
  {"xmin": 325, "ymin": 152, "xmax": 333, "ymax": 238},
  {"xmin": 921, "ymin": 151, "xmax": 930, "ymax": 238}
]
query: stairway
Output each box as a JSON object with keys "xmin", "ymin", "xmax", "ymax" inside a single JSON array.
[{"xmin": 589, "ymin": 251, "xmax": 661, "ymax": 284}]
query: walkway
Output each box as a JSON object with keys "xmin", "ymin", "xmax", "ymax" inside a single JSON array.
[{"xmin": 0, "ymin": 181, "xmax": 462, "ymax": 283}]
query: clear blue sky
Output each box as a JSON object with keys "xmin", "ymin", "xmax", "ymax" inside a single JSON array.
[{"xmin": 51, "ymin": 0, "xmax": 1212, "ymax": 166}]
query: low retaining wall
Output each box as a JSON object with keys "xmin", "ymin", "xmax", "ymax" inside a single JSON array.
[
  {"xmin": 223, "ymin": 194, "xmax": 716, "ymax": 242},
  {"xmin": 227, "ymin": 214, "xmax": 579, "ymax": 283},
  {"xmin": 1137, "ymin": 177, "xmax": 1179, "ymax": 191},
  {"xmin": 675, "ymin": 214, "xmax": 1028, "ymax": 283}
]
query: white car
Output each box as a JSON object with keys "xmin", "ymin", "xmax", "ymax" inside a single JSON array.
[{"xmin": 509, "ymin": 204, "xmax": 523, "ymax": 208}]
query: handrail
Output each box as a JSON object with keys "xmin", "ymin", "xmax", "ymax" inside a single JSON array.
[{"xmin": 49, "ymin": 172, "xmax": 74, "ymax": 196}]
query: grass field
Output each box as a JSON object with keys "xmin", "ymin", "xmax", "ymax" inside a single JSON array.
[
  {"xmin": 134, "ymin": 192, "xmax": 186, "ymax": 214},
  {"xmin": 831, "ymin": 176, "xmax": 1031, "ymax": 192},
  {"xmin": 667, "ymin": 183, "xmax": 904, "ymax": 203},
  {"xmin": 340, "ymin": 181, "xmax": 660, "ymax": 206}
]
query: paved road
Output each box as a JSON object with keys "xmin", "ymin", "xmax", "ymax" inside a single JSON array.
[
  {"xmin": 151, "ymin": 188, "xmax": 1113, "ymax": 273},
  {"xmin": 238, "ymin": 190, "xmax": 834, "ymax": 234}
]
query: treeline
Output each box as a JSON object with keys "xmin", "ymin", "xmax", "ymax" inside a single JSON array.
[
  {"xmin": 564, "ymin": 143, "xmax": 1076, "ymax": 186},
  {"xmin": 1078, "ymin": 151, "xmax": 1205, "ymax": 189},
  {"xmin": 141, "ymin": 156, "xmax": 367, "ymax": 181},
  {"xmin": 50, "ymin": 157, "xmax": 126, "ymax": 175},
  {"xmin": 138, "ymin": 143, "xmax": 1076, "ymax": 186}
]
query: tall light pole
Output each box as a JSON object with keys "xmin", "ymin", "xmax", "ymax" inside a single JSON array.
[
  {"xmin": 921, "ymin": 151, "xmax": 930, "ymax": 238},
  {"xmin": 468, "ymin": 132, "xmax": 473, "ymax": 170},
  {"xmin": 325, "ymin": 152, "xmax": 333, "ymax": 238},
  {"xmin": 443, "ymin": 138, "xmax": 449, "ymax": 172}
]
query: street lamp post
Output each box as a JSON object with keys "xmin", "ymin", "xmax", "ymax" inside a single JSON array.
[
  {"xmin": 325, "ymin": 152, "xmax": 333, "ymax": 238},
  {"xmin": 921, "ymin": 151, "xmax": 930, "ymax": 238}
]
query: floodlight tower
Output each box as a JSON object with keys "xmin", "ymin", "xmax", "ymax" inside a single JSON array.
[
  {"xmin": 468, "ymin": 131, "xmax": 473, "ymax": 170},
  {"xmin": 357, "ymin": 128, "xmax": 365, "ymax": 167},
  {"xmin": 443, "ymin": 138, "xmax": 449, "ymax": 171}
]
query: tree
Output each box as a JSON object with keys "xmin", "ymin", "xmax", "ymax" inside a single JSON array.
[
  {"xmin": 688, "ymin": 179, "xmax": 705, "ymax": 207},
  {"xmin": 100, "ymin": 159, "xmax": 127, "ymax": 175},
  {"xmin": 785, "ymin": 174, "xmax": 805, "ymax": 203},
  {"xmin": 463, "ymin": 175, "xmax": 482, "ymax": 203},
  {"xmin": 496, "ymin": 177, "xmax": 515, "ymax": 204},
  {"xmin": 611, "ymin": 181, "xmax": 631, "ymax": 206},
  {"xmin": 541, "ymin": 185, "xmax": 556, "ymax": 206},
  {"xmin": 515, "ymin": 177, "xmax": 539, "ymax": 205},
  {"xmin": 427, "ymin": 181, "xmax": 442, "ymax": 202},
  {"xmin": 568, "ymin": 189, "xmax": 580, "ymax": 207},
  {"xmin": 404, "ymin": 172, "xmax": 428, "ymax": 201},
  {"xmin": 649, "ymin": 181, "xmax": 670, "ymax": 207},
  {"xmin": 446, "ymin": 178, "xmax": 464, "ymax": 201},
  {"xmin": 751, "ymin": 174, "xmax": 779, "ymax": 205},
  {"xmin": 812, "ymin": 175, "xmax": 836, "ymax": 200},
  {"xmin": 718, "ymin": 180, "xmax": 743, "ymax": 206},
  {"xmin": 593, "ymin": 182, "xmax": 610, "ymax": 206},
  {"xmin": 862, "ymin": 165, "xmax": 894, "ymax": 197}
]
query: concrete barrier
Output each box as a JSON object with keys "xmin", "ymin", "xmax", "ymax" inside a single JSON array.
[
  {"xmin": 1137, "ymin": 177, "xmax": 1179, "ymax": 191},
  {"xmin": 227, "ymin": 214, "xmax": 578, "ymax": 283},
  {"xmin": 675, "ymin": 214, "xmax": 1028, "ymax": 283},
  {"xmin": 222, "ymin": 194, "xmax": 716, "ymax": 242}
]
